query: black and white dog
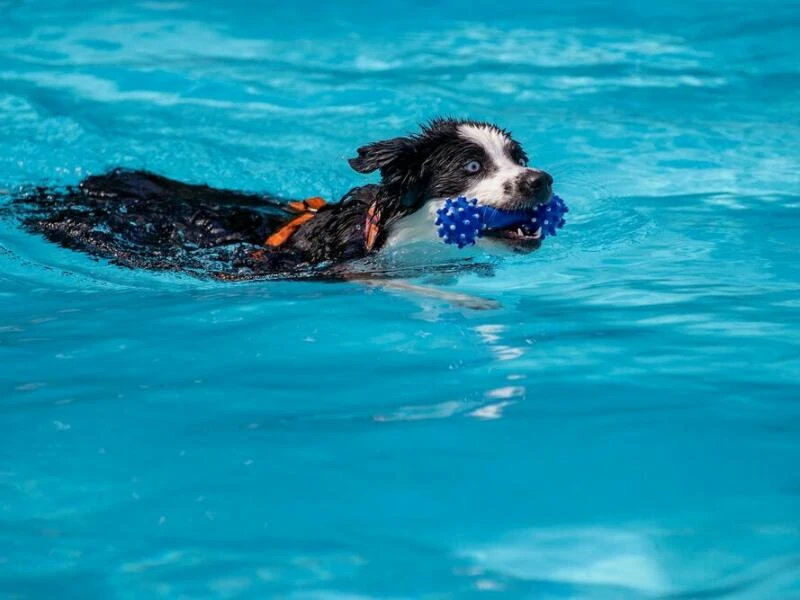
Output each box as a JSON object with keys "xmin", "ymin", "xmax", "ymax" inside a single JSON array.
[{"xmin": 14, "ymin": 118, "xmax": 553, "ymax": 281}]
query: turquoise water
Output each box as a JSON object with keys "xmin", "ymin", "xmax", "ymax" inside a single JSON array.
[{"xmin": 1, "ymin": 0, "xmax": 800, "ymax": 597}]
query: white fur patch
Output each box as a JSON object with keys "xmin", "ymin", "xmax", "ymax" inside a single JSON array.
[
  {"xmin": 384, "ymin": 200, "xmax": 441, "ymax": 247},
  {"xmin": 458, "ymin": 124, "xmax": 515, "ymax": 168},
  {"xmin": 458, "ymin": 123, "xmax": 527, "ymax": 208}
]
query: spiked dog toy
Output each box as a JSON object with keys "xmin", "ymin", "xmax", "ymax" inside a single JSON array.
[{"xmin": 435, "ymin": 195, "xmax": 568, "ymax": 247}]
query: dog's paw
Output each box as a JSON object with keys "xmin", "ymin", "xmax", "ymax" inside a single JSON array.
[{"xmin": 450, "ymin": 294, "xmax": 501, "ymax": 311}]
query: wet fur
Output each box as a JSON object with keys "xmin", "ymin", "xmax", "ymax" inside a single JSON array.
[{"xmin": 11, "ymin": 118, "xmax": 552, "ymax": 281}]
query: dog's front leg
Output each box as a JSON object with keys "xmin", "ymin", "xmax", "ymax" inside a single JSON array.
[{"xmin": 356, "ymin": 278, "xmax": 500, "ymax": 310}]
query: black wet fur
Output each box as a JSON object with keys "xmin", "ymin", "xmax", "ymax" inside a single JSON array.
[
  {"xmin": 9, "ymin": 118, "xmax": 541, "ymax": 280},
  {"xmin": 11, "ymin": 169, "xmax": 397, "ymax": 280}
]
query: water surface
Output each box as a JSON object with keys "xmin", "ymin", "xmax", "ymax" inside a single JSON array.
[{"xmin": 1, "ymin": 0, "xmax": 799, "ymax": 598}]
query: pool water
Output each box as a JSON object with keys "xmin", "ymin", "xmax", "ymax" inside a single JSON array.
[{"xmin": 1, "ymin": 0, "xmax": 799, "ymax": 597}]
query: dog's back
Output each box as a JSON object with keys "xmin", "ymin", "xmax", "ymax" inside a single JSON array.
[{"xmin": 13, "ymin": 169, "xmax": 294, "ymax": 275}]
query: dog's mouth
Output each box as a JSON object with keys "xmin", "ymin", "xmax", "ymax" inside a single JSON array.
[
  {"xmin": 481, "ymin": 191, "xmax": 554, "ymax": 250},
  {"xmin": 481, "ymin": 200, "xmax": 545, "ymax": 250},
  {"xmin": 483, "ymin": 223, "xmax": 543, "ymax": 250},
  {"xmin": 484, "ymin": 223, "xmax": 542, "ymax": 241}
]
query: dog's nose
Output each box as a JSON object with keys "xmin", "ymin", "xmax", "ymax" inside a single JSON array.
[{"xmin": 518, "ymin": 170, "xmax": 553, "ymax": 203}]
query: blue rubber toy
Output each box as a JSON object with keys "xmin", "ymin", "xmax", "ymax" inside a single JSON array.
[{"xmin": 435, "ymin": 195, "xmax": 568, "ymax": 247}]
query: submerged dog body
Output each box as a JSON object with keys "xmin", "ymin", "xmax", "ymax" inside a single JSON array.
[{"xmin": 13, "ymin": 118, "xmax": 553, "ymax": 279}]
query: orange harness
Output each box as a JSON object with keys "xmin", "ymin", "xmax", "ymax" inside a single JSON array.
[
  {"xmin": 265, "ymin": 197, "xmax": 382, "ymax": 252},
  {"xmin": 265, "ymin": 197, "xmax": 327, "ymax": 248},
  {"xmin": 364, "ymin": 201, "xmax": 381, "ymax": 251}
]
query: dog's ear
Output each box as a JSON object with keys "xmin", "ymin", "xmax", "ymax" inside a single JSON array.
[
  {"xmin": 349, "ymin": 133, "xmax": 435, "ymax": 208},
  {"xmin": 348, "ymin": 136, "xmax": 419, "ymax": 177}
]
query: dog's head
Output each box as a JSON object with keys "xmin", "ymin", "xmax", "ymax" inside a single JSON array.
[{"xmin": 349, "ymin": 118, "xmax": 553, "ymax": 249}]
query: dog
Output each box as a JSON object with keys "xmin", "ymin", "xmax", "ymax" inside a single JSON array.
[{"xmin": 12, "ymin": 118, "xmax": 553, "ymax": 282}]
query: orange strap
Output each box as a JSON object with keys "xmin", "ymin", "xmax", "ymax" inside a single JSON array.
[
  {"xmin": 364, "ymin": 201, "xmax": 381, "ymax": 251},
  {"xmin": 265, "ymin": 197, "xmax": 327, "ymax": 248},
  {"xmin": 265, "ymin": 197, "xmax": 383, "ymax": 253}
]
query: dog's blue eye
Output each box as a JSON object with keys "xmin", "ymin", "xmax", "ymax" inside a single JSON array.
[
  {"xmin": 465, "ymin": 160, "xmax": 481, "ymax": 173},
  {"xmin": 517, "ymin": 158, "xmax": 527, "ymax": 167}
]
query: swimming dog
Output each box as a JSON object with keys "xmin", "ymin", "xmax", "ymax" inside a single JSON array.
[{"xmin": 13, "ymin": 118, "xmax": 553, "ymax": 281}]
